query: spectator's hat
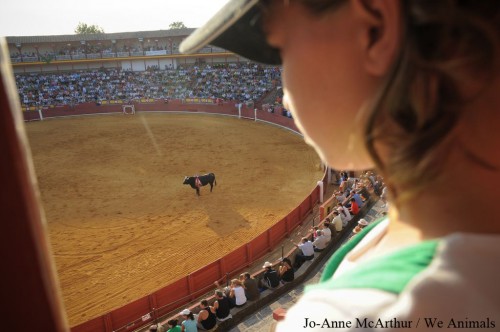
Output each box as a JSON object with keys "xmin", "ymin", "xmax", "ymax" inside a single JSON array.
[
  {"xmin": 149, "ymin": 325, "xmax": 158, "ymax": 332},
  {"xmin": 358, "ymin": 219, "xmax": 368, "ymax": 227},
  {"xmin": 179, "ymin": 0, "xmax": 281, "ymax": 65},
  {"xmin": 180, "ymin": 308, "xmax": 191, "ymax": 315},
  {"xmin": 263, "ymin": 261, "xmax": 273, "ymax": 268}
]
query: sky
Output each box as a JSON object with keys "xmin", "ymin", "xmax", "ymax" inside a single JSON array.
[{"xmin": 0, "ymin": 0, "xmax": 229, "ymax": 37}]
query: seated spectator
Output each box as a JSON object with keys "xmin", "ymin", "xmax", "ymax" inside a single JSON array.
[
  {"xmin": 260, "ymin": 261, "xmax": 280, "ymax": 290},
  {"xmin": 339, "ymin": 178, "xmax": 347, "ymax": 192},
  {"xmin": 197, "ymin": 299, "xmax": 217, "ymax": 331},
  {"xmin": 349, "ymin": 198, "xmax": 360, "ymax": 215},
  {"xmin": 149, "ymin": 324, "xmax": 160, "ymax": 332},
  {"xmin": 337, "ymin": 204, "xmax": 352, "ymax": 226},
  {"xmin": 331, "ymin": 211, "xmax": 343, "ymax": 233},
  {"xmin": 321, "ymin": 222, "xmax": 332, "ymax": 242},
  {"xmin": 240, "ymin": 272, "xmax": 260, "ymax": 301},
  {"xmin": 213, "ymin": 290, "xmax": 232, "ymax": 322},
  {"xmin": 351, "ymin": 190, "xmax": 364, "ymax": 207},
  {"xmin": 380, "ymin": 184, "xmax": 388, "ymax": 208},
  {"xmin": 373, "ymin": 180, "xmax": 382, "ymax": 196},
  {"xmin": 166, "ymin": 319, "xmax": 181, "ymax": 332},
  {"xmin": 228, "ymin": 279, "xmax": 247, "ymax": 308},
  {"xmin": 179, "ymin": 309, "xmax": 197, "ymax": 332},
  {"xmin": 335, "ymin": 190, "xmax": 347, "ymax": 204},
  {"xmin": 309, "ymin": 226, "xmax": 319, "ymax": 240},
  {"xmin": 313, "ymin": 230, "xmax": 328, "ymax": 252},
  {"xmin": 278, "ymin": 257, "xmax": 294, "ymax": 283},
  {"xmin": 346, "ymin": 177, "xmax": 357, "ymax": 191},
  {"xmin": 293, "ymin": 237, "xmax": 314, "ymax": 269},
  {"xmin": 358, "ymin": 218, "xmax": 368, "ymax": 229}
]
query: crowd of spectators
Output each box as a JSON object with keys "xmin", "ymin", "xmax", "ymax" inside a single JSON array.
[
  {"xmin": 10, "ymin": 52, "xmax": 38, "ymax": 59},
  {"xmin": 14, "ymin": 63, "xmax": 281, "ymax": 108},
  {"xmin": 161, "ymin": 256, "xmax": 298, "ymax": 331},
  {"xmin": 134, "ymin": 169, "xmax": 382, "ymax": 331},
  {"xmin": 188, "ymin": 63, "xmax": 280, "ymax": 102},
  {"xmin": 10, "ymin": 41, "xmax": 183, "ymax": 61}
]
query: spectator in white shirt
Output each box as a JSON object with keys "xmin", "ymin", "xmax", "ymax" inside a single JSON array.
[
  {"xmin": 293, "ymin": 237, "xmax": 314, "ymax": 269},
  {"xmin": 313, "ymin": 230, "xmax": 328, "ymax": 252}
]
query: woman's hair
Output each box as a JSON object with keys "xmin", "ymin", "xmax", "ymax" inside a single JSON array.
[
  {"xmin": 297, "ymin": 0, "xmax": 499, "ymax": 202},
  {"xmin": 282, "ymin": 257, "xmax": 292, "ymax": 266},
  {"xmin": 364, "ymin": 0, "xmax": 500, "ymax": 202},
  {"xmin": 231, "ymin": 278, "xmax": 242, "ymax": 286},
  {"xmin": 167, "ymin": 319, "xmax": 178, "ymax": 327}
]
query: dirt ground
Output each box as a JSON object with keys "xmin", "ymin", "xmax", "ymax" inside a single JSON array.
[{"xmin": 25, "ymin": 113, "xmax": 323, "ymax": 327}]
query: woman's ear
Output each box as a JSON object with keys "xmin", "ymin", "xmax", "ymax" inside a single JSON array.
[{"xmin": 351, "ymin": 0, "xmax": 402, "ymax": 76}]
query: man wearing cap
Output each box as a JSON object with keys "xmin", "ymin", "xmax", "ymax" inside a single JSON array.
[
  {"xmin": 260, "ymin": 261, "xmax": 280, "ymax": 290},
  {"xmin": 179, "ymin": 309, "xmax": 197, "ymax": 332}
]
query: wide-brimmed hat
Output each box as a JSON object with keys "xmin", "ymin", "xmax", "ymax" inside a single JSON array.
[
  {"xmin": 263, "ymin": 261, "xmax": 273, "ymax": 268},
  {"xmin": 180, "ymin": 0, "xmax": 281, "ymax": 64}
]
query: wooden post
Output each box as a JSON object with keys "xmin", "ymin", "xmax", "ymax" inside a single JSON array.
[
  {"xmin": 187, "ymin": 274, "xmax": 195, "ymax": 300},
  {"xmin": 104, "ymin": 313, "xmax": 113, "ymax": 332},
  {"xmin": 246, "ymin": 243, "xmax": 253, "ymax": 266},
  {"xmin": 0, "ymin": 37, "xmax": 68, "ymax": 331}
]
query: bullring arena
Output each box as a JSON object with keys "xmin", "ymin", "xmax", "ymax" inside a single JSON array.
[{"xmin": 25, "ymin": 108, "xmax": 323, "ymax": 327}]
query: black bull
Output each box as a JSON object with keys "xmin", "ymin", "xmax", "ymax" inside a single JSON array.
[{"xmin": 183, "ymin": 173, "xmax": 217, "ymax": 196}]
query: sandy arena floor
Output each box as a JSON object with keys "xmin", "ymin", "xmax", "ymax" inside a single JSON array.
[{"xmin": 25, "ymin": 113, "xmax": 323, "ymax": 327}]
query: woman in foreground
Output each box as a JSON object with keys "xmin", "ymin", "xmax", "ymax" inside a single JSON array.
[{"xmin": 181, "ymin": 0, "xmax": 500, "ymax": 329}]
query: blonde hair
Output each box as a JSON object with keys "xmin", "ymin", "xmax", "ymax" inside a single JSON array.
[{"xmin": 231, "ymin": 278, "xmax": 242, "ymax": 286}]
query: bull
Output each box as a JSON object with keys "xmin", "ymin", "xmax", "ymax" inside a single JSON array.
[{"xmin": 183, "ymin": 173, "xmax": 216, "ymax": 196}]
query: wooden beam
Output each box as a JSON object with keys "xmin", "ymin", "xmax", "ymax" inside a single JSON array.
[{"xmin": 0, "ymin": 37, "xmax": 68, "ymax": 331}]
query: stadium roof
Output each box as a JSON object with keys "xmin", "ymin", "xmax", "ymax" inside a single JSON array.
[{"xmin": 6, "ymin": 28, "xmax": 195, "ymax": 44}]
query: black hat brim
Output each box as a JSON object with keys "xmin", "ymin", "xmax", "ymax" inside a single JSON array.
[{"xmin": 180, "ymin": 0, "xmax": 282, "ymax": 65}]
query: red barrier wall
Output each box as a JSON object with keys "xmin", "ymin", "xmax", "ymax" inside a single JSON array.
[
  {"xmin": 24, "ymin": 101, "xmax": 325, "ymax": 332},
  {"xmin": 71, "ymin": 316, "xmax": 108, "ymax": 332}
]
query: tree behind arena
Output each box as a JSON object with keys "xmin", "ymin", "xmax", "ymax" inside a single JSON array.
[
  {"xmin": 169, "ymin": 21, "xmax": 187, "ymax": 29},
  {"xmin": 75, "ymin": 22, "xmax": 105, "ymax": 34}
]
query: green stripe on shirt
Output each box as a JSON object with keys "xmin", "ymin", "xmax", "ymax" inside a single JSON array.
[{"xmin": 309, "ymin": 219, "xmax": 439, "ymax": 294}]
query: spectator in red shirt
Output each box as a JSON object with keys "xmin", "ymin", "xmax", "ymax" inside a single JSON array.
[{"xmin": 349, "ymin": 198, "xmax": 359, "ymax": 215}]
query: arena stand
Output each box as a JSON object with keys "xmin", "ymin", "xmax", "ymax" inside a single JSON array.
[
  {"xmin": 7, "ymin": 31, "xmax": 370, "ymax": 330},
  {"xmin": 20, "ymin": 98, "xmax": 378, "ymax": 332},
  {"xmin": 20, "ymin": 98, "xmax": 318, "ymax": 331}
]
